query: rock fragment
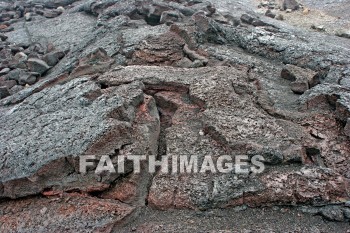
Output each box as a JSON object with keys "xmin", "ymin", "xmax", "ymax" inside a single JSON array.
[{"xmin": 27, "ymin": 58, "xmax": 50, "ymax": 75}]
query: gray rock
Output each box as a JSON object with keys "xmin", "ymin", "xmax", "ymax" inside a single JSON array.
[
  {"xmin": 240, "ymin": 14, "xmax": 254, "ymax": 24},
  {"xmin": 0, "ymin": 80, "xmax": 17, "ymax": 89},
  {"xmin": 311, "ymin": 24, "xmax": 326, "ymax": 32},
  {"xmin": 43, "ymin": 9, "xmax": 62, "ymax": 18},
  {"xmin": 335, "ymin": 30, "xmax": 350, "ymax": 39},
  {"xmin": 10, "ymin": 85, "xmax": 24, "ymax": 94},
  {"xmin": 42, "ymin": 51, "xmax": 65, "ymax": 67},
  {"xmin": 261, "ymin": 148, "xmax": 284, "ymax": 165},
  {"xmin": 320, "ymin": 206, "xmax": 345, "ymax": 222},
  {"xmin": 5, "ymin": 69, "xmax": 23, "ymax": 82},
  {"xmin": 0, "ymin": 33, "xmax": 7, "ymax": 41},
  {"xmin": 345, "ymin": 119, "xmax": 350, "ymax": 137},
  {"xmin": 160, "ymin": 10, "xmax": 183, "ymax": 24},
  {"xmin": 27, "ymin": 58, "xmax": 50, "ymax": 75},
  {"xmin": 0, "ymin": 86, "xmax": 10, "ymax": 99},
  {"xmin": 265, "ymin": 9, "xmax": 276, "ymax": 18},
  {"xmin": 0, "ymin": 68, "xmax": 10, "ymax": 75},
  {"xmin": 280, "ymin": 0, "xmax": 300, "ymax": 11},
  {"xmin": 18, "ymin": 73, "xmax": 37, "ymax": 85},
  {"xmin": 281, "ymin": 64, "xmax": 319, "ymax": 94},
  {"xmin": 344, "ymin": 207, "xmax": 350, "ymax": 219}
]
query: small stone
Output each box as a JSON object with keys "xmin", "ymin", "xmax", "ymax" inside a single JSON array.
[
  {"xmin": 27, "ymin": 58, "xmax": 50, "ymax": 75},
  {"xmin": 0, "ymin": 33, "xmax": 7, "ymax": 41},
  {"xmin": 303, "ymin": 8, "xmax": 310, "ymax": 15},
  {"xmin": 281, "ymin": 0, "xmax": 300, "ymax": 11},
  {"xmin": 344, "ymin": 208, "xmax": 350, "ymax": 219},
  {"xmin": 10, "ymin": 85, "xmax": 24, "ymax": 94},
  {"xmin": 211, "ymin": 13, "xmax": 230, "ymax": 24},
  {"xmin": 57, "ymin": 6, "xmax": 65, "ymax": 13},
  {"xmin": 19, "ymin": 73, "xmax": 37, "ymax": 85},
  {"xmin": 174, "ymin": 57, "xmax": 193, "ymax": 68},
  {"xmin": 42, "ymin": 51, "xmax": 65, "ymax": 67},
  {"xmin": 0, "ymin": 86, "xmax": 10, "ymax": 99},
  {"xmin": 240, "ymin": 14, "xmax": 254, "ymax": 24},
  {"xmin": 286, "ymin": 9, "xmax": 292, "ymax": 13},
  {"xmin": 5, "ymin": 69, "xmax": 22, "ymax": 82},
  {"xmin": 0, "ymin": 68, "xmax": 10, "ymax": 75},
  {"xmin": 0, "ymin": 80, "xmax": 17, "ymax": 89},
  {"xmin": 276, "ymin": 14, "xmax": 284, "ymax": 20},
  {"xmin": 24, "ymin": 12, "xmax": 32, "ymax": 21},
  {"xmin": 265, "ymin": 9, "xmax": 276, "ymax": 18},
  {"xmin": 345, "ymin": 119, "xmax": 350, "ymax": 137},
  {"xmin": 160, "ymin": 10, "xmax": 183, "ymax": 24},
  {"xmin": 43, "ymin": 10, "xmax": 62, "ymax": 19},
  {"xmin": 281, "ymin": 64, "xmax": 319, "ymax": 94},
  {"xmin": 335, "ymin": 30, "xmax": 350, "ymax": 39},
  {"xmin": 252, "ymin": 19, "xmax": 267, "ymax": 26},
  {"xmin": 291, "ymin": 80, "xmax": 309, "ymax": 94},
  {"xmin": 320, "ymin": 206, "xmax": 344, "ymax": 222},
  {"xmin": 40, "ymin": 207, "xmax": 48, "ymax": 215},
  {"xmin": 14, "ymin": 52, "xmax": 28, "ymax": 63},
  {"xmin": 345, "ymin": 201, "xmax": 350, "ymax": 207},
  {"xmin": 262, "ymin": 148, "xmax": 284, "ymax": 164},
  {"xmin": 311, "ymin": 24, "xmax": 325, "ymax": 32}
]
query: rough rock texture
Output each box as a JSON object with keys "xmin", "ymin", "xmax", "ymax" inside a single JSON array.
[{"xmin": 0, "ymin": 0, "xmax": 350, "ymax": 231}]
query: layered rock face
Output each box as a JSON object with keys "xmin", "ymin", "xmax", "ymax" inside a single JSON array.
[{"xmin": 0, "ymin": 0, "xmax": 350, "ymax": 232}]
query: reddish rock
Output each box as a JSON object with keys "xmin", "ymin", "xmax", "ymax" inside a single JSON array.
[
  {"xmin": 281, "ymin": 64, "xmax": 319, "ymax": 94},
  {"xmin": 0, "ymin": 194, "xmax": 135, "ymax": 232},
  {"xmin": 129, "ymin": 32, "xmax": 185, "ymax": 66}
]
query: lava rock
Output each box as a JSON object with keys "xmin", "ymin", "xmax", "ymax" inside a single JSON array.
[
  {"xmin": 0, "ymin": 79, "xmax": 17, "ymax": 89},
  {"xmin": 345, "ymin": 119, "xmax": 350, "ymax": 137},
  {"xmin": 281, "ymin": 64, "xmax": 319, "ymax": 94},
  {"xmin": 320, "ymin": 206, "xmax": 345, "ymax": 222},
  {"xmin": 10, "ymin": 84, "xmax": 24, "ymax": 94},
  {"xmin": 0, "ymin": 33, "xmax": 7, "ymax": 41},
  {"xmin": 160, "ymin": 10, "xmax": 183, "ymax": 24},
  {"xmin": 265, "ymin": 9, "xmax": 276, "ymax": 18},
  {"xmin": 27, "ymin": 58, "xmax": 50, "ymax": 75},
  {"xmin": 43, "ymin": 9, "xmax": 62, "ymax": 18},
  {"xmin": 344, "ymin": 208, "xmax": 350, "ymax": 219},
  {"xmin": 5, "ymin": 69, "xmax": 22, "ymax": 82},
  {"xmin": 0, "ymin": 67, "xmax": 10, "ymax": 75},
  {"xmin": 335, "ymin": 30, "xmax": 350, "ymax": 39},
  {"xmin": 280, "ymin": 0, "xmax": 300, "ymax": 11},
  {"xmin": 18, "ymin": 73, "xmax": 38, "ymax": 85},
  {"xmin": 240, "ymin": 14, "xmax": 254, "ymax": 24},
  {"xmin": 0, "ymin": 86, "xmax": 10, "ymax": 99},
  {"xmin": 261, "ymin": 148, "xmax": 284, "ymax": 165},
  {"xmin": 42, "ymin": 51, "xmax": 65, "ymax": 67},
  {"xmin": 311, "ymin": 24, "xmax": 325, "ymax": 32}
]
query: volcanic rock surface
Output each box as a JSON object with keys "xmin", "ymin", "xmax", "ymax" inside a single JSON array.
[{"xmin": 0, "ymin": 0, "xmax": 350, "ymax": 232}]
